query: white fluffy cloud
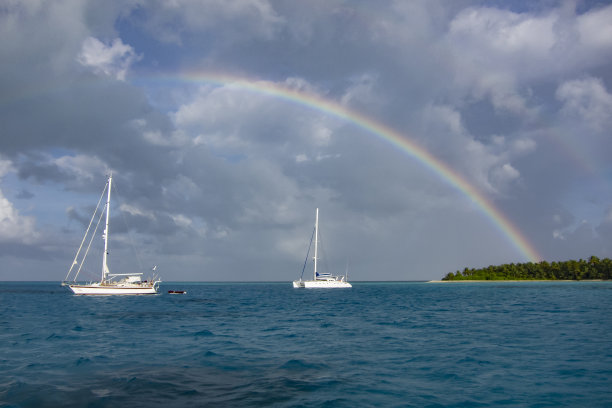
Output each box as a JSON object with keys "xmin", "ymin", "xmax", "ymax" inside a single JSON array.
[
  {"xmin": 54, "ymin": 154, "xmax": 109, "ymax": 182},
  {"xmin": 446, "ymin": 4, "xmax": 612, "ymax": 116},
  {"xmin": 577, "ymin": 5, "xmax": 612, "ymax": 51},
  {"xmin": 0, "ymin": 159, "xmax": 38, "ymax": 244},
  {"xmin": 77, "ymin": 37, "xmax": 140, "ymax": 80},
  {"xmin": 0, "ymin": 192, "xmax": 39, "ymax": 244}
]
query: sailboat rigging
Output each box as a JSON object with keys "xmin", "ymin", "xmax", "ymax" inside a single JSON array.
[{"xmin": 63, "ymin": 173, "xmax": 161, "ymax": 295}]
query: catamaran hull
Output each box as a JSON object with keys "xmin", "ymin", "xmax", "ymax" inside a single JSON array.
[
  {"xmin": 68, "ymin": 285, "xmax": 158, "ymax": 295},
  {"xmin": 293, "ymin": 280, "xmax": 352, "ymax": 288}
]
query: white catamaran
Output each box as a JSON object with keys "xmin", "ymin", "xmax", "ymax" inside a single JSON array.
[
  {"xmin": 63, "ymin": 173, "xmax": 161, "ymax": 295},
  {"xmin": 293, "ymin": 208, "xmax": 352, "ymax": 289}
]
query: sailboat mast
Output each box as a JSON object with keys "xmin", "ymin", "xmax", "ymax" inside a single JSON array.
[
  {"xmin": 314, "ymin": 208, "xmax": 318, "ymax": 280},
  {"xmin": 101, "ymin": 173, "xmax": 112, "ymax": 282}
]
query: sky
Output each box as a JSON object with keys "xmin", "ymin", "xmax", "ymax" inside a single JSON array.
[{"xmin": 1, "ymin": 0, "xmax": 612, "ymax": 282}]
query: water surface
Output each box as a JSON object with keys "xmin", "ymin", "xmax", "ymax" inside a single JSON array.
[{"xmin": 1, "ymin": 281, "xmax": 611, "ymax": 407}]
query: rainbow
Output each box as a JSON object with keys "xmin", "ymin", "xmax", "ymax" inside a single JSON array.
[{"xmin": 138, "ymin": 71, "xmax": 542, "ymax": 262}]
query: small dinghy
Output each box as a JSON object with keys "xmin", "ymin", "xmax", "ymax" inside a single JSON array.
[{"xmin": 168, "ymin": 290, "xmax": 186, "ymax": 294}]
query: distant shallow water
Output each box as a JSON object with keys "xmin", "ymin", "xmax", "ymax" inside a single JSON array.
[{"xmin": 1, "ymin": 281, "xmax": 611, "ymax": 407}]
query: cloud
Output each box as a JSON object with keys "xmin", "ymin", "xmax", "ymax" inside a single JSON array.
[
  {"xmin": 556, "ymin": 77, "xmax": 612, "ymax": 132},
  {"xmin": 15, "ymin": 153, "xmax": 109, "ymax": 188},
  {"xmin": 77, "ymin": 37, "xmax": 140, "ymax": 80},
  {"xmin": 596, "ymin": 206, "xmax": 612, "ymax": 241},
  {"xmin": 419, "ymin": 104, "xmax": 529, "ymax": 195},
  {"xmin": 129, "ymin": 0, "xmax": 284, "ymax": 45},
  {"xmin": 491, "ymin": 163, "xmax": 520, "ymax": 185},
  {"xmin": 0, "ymin": 159, "xmax": 39, "ymax": 245},
  {"xmin": 445, "ymin": 4, "xmax": 612, "ymax": 116},
  {"xmin": 2, "ymin": 1, "xmax": 612, "ymax": 281},
  {"xmin": 577, "ymin": 4, "xmax": 612, "ymax": 51},
  {"xmin": 0, "ymin": 191, "xmax": 39, "ymax": 245},
  {"xmin": 340, "ymin": 73, "xmax": 382, "ymax": 110}
]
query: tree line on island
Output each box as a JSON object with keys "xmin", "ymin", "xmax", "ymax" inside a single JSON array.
[{"xmin": 442, "ymin": 256, "xmax": 612, "ymax": 281}]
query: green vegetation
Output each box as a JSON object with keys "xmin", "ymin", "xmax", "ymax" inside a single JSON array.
[{"xmin": 442, "ymin": 256, "xmax": 612, "ymax": 281}]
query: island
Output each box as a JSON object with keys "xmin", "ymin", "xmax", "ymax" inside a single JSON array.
[{"xmin": 442, "ymin": 256, "xmax": 612, "ymax": 281}]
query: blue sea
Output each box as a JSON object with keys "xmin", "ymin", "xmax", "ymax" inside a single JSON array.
[{"xmin": 1, "ymin": 281, "xmax": 611, "ymax": 407}]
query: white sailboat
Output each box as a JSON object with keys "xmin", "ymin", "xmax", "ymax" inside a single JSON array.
[
  {"xmin": 63, "ymin": 173, "xmax": 161, "ymax": 295},
  {"xmin": 293, "ymin": 208, "xmax": 352, "ymax": 289}
]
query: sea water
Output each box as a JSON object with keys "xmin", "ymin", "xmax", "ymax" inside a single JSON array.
[{"xmin": 1, "ymin": 281, "xmax": 611, "ymax": 407}]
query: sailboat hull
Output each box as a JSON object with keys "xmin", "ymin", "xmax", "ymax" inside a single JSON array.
[
  {"xmin": 293, "ymin": 280, "xmax": 352, "ymax": 289},
  {"xmin": 68, "ymin": 284, "xmax": 158, "ymax": 295}
]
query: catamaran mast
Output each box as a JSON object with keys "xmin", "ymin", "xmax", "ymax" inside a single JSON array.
[
  {"xmin": 101, "ymin": 173, "xmax": 112, "ymax": 283},
  {"xmin": 313, "ymin": 208, "xmax": 318, "ymax": 280}
]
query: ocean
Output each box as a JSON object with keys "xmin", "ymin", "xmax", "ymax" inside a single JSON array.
[{"xmin": 1, "ymin": 281, "xmax": 611, "ymax": 407}]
